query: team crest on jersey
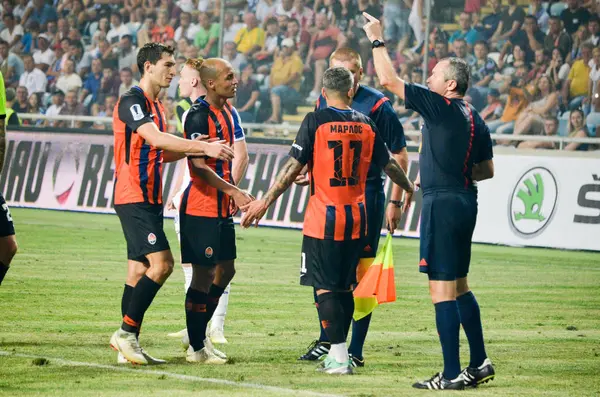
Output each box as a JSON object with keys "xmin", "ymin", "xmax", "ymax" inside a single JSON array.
[
  {"xmin": 205, "ymin": 246, "xmax": 213, "ymax": 258},
  {"xmin": 130, "ymin": 104, "xmax": 144, "ymax": 121},
  {"xmin": 191, "ymin": 133, "xmax": 201, "ymax": 140},
  {"xmin": 148, "ymin": 233, "xmax": 157, "ymax": 245}
]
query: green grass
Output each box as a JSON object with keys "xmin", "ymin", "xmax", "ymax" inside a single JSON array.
[{"xmin": 1, "ymin": 208, "xmax": 599, "ymax": 396}]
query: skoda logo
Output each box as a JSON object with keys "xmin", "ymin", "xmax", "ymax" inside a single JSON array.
[{"xmin": 509, "ymin": 167, "xmax": 558, "ymax": 238}]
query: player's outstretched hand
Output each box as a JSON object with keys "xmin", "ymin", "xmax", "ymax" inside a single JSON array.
[
  {"xmin": 204, "ymin": 140, "xmax": 235, "ymax": 161},
  {"xmin": 294, "ymin": 173, "xmax": 310, "ymax": 186},
  {"xmin": 240, "ymin": 199, "xmax": 269, "ymax": 228},
  {"xmin": 362, "ymin": 12, "xmax": 384, "ymax": 43}
]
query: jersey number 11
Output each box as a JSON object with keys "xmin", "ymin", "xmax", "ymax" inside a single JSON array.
[{"xmin": 328, "ymin": 140, "xmax": 362, "ymax": 187}]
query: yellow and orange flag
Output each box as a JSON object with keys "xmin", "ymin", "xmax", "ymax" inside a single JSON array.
[{"xmin": 353, "ymin": 234, "xmax": 396, "ymax": 321}]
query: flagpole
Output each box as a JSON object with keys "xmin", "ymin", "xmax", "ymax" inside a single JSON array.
[{"xmin": 422, "ymin": 0, "xmax": 432, "ymax": 83}]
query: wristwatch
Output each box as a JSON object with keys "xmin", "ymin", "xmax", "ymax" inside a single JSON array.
[
  {"xmin": 371, "ymin": 39, "xmax": 385, "ymax": 49},
  {"xmin": 389, "ymin": 200, "xmax": 404, "ymax": 208}
]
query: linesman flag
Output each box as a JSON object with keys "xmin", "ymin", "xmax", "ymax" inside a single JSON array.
[{"xmin": 353, "ymin": 234, "xmax": 396, "ymax": 321}]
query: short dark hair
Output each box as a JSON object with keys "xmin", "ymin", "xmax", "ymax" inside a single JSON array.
[
  {"xmin": 137, "ymin": 43, "xmax": 175, "ymax": 76},
  {"xmin": 440, "ymin": 57, "xmax": 470, "ymax": 96},
  {"xmin": 120, "ymin": 67, "xmax": 133, "ymax": 74},
  {"xmin": 322, "ymin": 67, "xmax": 354, "ymax": 96},
  {"xmin": 474, "ymin": 40, "xmax": 488, "ymax": 50}
]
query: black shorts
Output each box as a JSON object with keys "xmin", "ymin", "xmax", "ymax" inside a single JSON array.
[
  {"xmin": 419, "ymin": 192, "xmax": 477, "ymax": 281},
  {"xmin": 0, "ymin": 193, "xmax": 15, "ymax": 237},
  {"xmin": 362, "ymin": 184, "xmax": 386, "ymax": 258},
  {"xmin": 300, "ymin": 236, "xmax": 363, "ymax": 291},
  {"xmin": 114, "ymin": 203, "xmax": 170, "ymax": 262},
  {"xmin": 180, "ymin": 215, "xmax": 236, "ymax": 266}
]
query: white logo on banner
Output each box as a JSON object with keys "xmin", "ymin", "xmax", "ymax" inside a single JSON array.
[
  {"xmin": 509, "ymin": 167, "xmax": 558, "ymax": 238},
  {"xmin": 130, "ymin": 104, "xmax": 144, "ymax": 121}
]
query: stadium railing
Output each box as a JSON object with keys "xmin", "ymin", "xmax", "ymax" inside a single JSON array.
[{"xmin": 16, "ymin": 113, "xmax": 600, "ymax": 151}]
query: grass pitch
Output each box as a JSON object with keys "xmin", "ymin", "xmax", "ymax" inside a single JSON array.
[{"xmin": 0, "ymin": 208, "xmax": 599, "ymax": 396}]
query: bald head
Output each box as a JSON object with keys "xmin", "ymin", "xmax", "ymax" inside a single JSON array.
[
  {"xmin": 200, "ymin": 58, "xmax": 238, "ymax": 99},
  {"xmin": 199, "ymin": 58, "xmax": 230, "ymax": 85}
]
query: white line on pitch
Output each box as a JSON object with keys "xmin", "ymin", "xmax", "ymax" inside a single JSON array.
[{"xmin": 0, "ymin": 351, "xmax": 345, "ymax": 397}]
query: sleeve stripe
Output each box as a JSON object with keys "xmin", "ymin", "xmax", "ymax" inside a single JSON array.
[{"xmin": 370, "ymin": 97, "xmax": 389, "ymax": 114}]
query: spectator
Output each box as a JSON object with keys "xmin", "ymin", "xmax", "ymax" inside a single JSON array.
[
  {"xmin": 383, "ymin": 0, "xmax": 412, "ymax": 51},
  {"xmin": 19, "ymin": 54, "xmax": 47, "ymax": 94},
  {"xmin": 22, "ymin": 0, "xmax": 58, "ymax": 28},
  {"xmin": 562, "ymin": 42, "xmax": 592, "ymax": 110},
  {"xmin": 194, "ymin": 12, "xmax": 220, "ymax": 58},
  {"xmin": 0, "ymin": 40, "xmax": 24, "ymax": 87},
  {"xmin": 265, "ymin": 38, "xmax": 303, "ymax": 123},
  {"xmin": 544, "ymin": 16, "xmax": 572, "ymax": 60},
  {"xmin": 222, "ymin": 41, "xmax": 247, "ymax": 72},
  {"xmin": 174, "ymin": 12, "xmax": 198, "ymax": 42},
  {"xmin": 118, "ymin": 67, "xmax": 138, "ymax": 96},
  {"xmin": 1, "ymin": 14, "xmax": 24, "ymax": 48},
  {"xmin": 222, "ymin": 12, "xmax": 244, "ymax": 43},
  {"xmin": 291, "ymin": 0, "xmax": 314, "ymax": 30},
  {"xmin": 256, "ymin": 0, "xmax": 277, "ymax": 22},
  {"xmin": 467, "ymin": 40, "xmax": 498, "ymax": 110},
  {"xmin": 585, "ymin": 47, "xmax": 600, "ymax": 112},
  {"xmin": 13, "ymin": 86, "xmax": 29, "ymax": 113},
  {"xmin": 564, "ymin": 108, "xmax": 592, "ymax": 150},
  {"xmin": 286, "ymin": 18, "xmax": 311, "ymax": 60},
  {"xmin": 586, "ymin": 15, "xmax": 599, "ymax": 46},
  {"xmin": 233, "ymin": 63, "xmax": 260, "ymax": 122},
  {"xmin": 20, "ymin": 20, "xmax": 41, "ymax": 55},
  {"xmin": 117, "ymin": 35, "xmax": 137, "ymax": 74},
  {"xmin": 517, "ymin": 116, "xmax": 559, "ymax": 149},
  {"xmin": 81, "ymin": 58, "xmax": 103, "ymax": 102},
  {"xmin": 26, "ymin": 93, "xmax": 45, "ymax": 119},
  {"xmin": 499, "ymin": 43, "xmax": 528, "ymax": 75},
  {"xmin": 137, "ymin": 15, "xmax": 155, "ymax": 48},
  {"xmin": 71, "ymin": 41, "xmax": 91, "ymax": 77},
  {"xmin": 499, "ymin": 15, "xmax": 545, "ymax": 64},
  {"xmin": 253, "ymin": 17, "xmax": 284, "ymax": 74},
  {"xmin": 488, "ymin": 71, "xmax": 530, "ymax": 135},
  {"xmin": 44, "ymin": 90, "xmax": 65, "ymax": 127},
  {"xmin": 306, "ymin": 12, "xmax": 346, "ymax": 101},
  {"xmin": 547, "ymin": 48, "xmax": 571, "ymax": 90},
  {"xmin": 490, "ymin": 0, "xmax": 525, "ymax": 51},
  {"xmin": 449, "ymin": 12, "xmax": 483, "ymax": 48},
  {"xmin": 106, "ymin": 13, "xmax": 130, "ymax": 44},
  {"xmin": 151, "ymin": 10, "xmax": 174, "ymax": 42},
  {"xmin": 100, "ymin": 65, "xmax": 120, "ymax": 97},
  {"xmin": 570, "ymin": 24, "xmax": 591, "ymax": 61},
  {"xmin": 32, "ymin": 33, "xmax": 56, "ymax": 73},
  {"xmin": 58, "ymin": 89, "xmax": 87, "ymax": 128},
  {"xmin": 55, "ymin": 58, "xmax": 83, "ymax": 94},
  {"xmin": 480, "ymin": 88, "xmax": 504, "ymax": 121},
  {"xmin": 13, "ymin": 0, "xmax": 28, "ymax": 22},
  {"xmin": 512, "ymin": 75, "xmax": 559, "ymax": 137},
  {"xmin": 451, "ymin": 38, "xmax": 476, "ymax": 65},
  {"xmin": 528, "ymin": 0, "xmax": 549, "ymax": 33},
  {"xmin": 481, "ymin": 0, "xmax": 502, "ymax": 40},
  {"xmin": 235, "ymin": 12, "xmax": 265, "ymax": 57},
  {"xmin": 561, "ymin": 0, "xmax": 591, "ymax": 36},
  {"xmin": 527, "ymin": 49, "xmax": 548, "ymax": 81}
]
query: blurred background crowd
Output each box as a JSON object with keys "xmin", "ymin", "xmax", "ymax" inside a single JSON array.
[{"xmin": 0, "ymin": 0, "xmax": 598, "ymax": 150}]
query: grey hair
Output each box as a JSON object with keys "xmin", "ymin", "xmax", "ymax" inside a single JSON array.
[
  {"xmin": 322, "ymin": 67, "xmax": 354, "ymax": 96},
  {"xmin": 440, "ymin": 57, "xmax": 470, "ymax": 96}
]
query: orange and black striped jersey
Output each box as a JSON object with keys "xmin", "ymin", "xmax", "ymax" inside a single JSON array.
[
  {"xmin": 181, "ymin": 97, "xmax": 235, "ymax": 218},
  {"xmin": 113, "ymin": 86, "xmax": 167, "ymax": 205},
  {"xmin": 289, "ymin": 107, "xmax": 390, "ymax": 241}
]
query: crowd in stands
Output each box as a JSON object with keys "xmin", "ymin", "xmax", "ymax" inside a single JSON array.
[{"xmin": 0, "ymin": 0, "xmax": 597, "ymax": 150}]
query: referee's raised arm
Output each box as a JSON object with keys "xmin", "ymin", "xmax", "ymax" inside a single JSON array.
[{"xmin": 362, "ymin": 12, "xmax": 406, "ymax": 100}]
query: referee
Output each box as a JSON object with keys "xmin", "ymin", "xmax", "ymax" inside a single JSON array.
[{"xmin": 363, "ymin": 13, "xmax": 496, "ymax": 390}]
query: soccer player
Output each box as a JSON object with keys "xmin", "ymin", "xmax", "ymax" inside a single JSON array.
[
  {"xmin": 363, "ymin": 13, "xmax": 496, "ymax": 390},
  {"xmin": 110, "ymin": 43, "xmax": 235, "ymax": 365},
  {"xmin": 241, "ymin": 67, "xmax": 414, "ymax": 374},
  {"xmin": 167, "ymin": 58, "xmax": 249, "ymax": 345},
  {"xmin": 297, "ymin": 47, "xmax": 408, "ymax": 368},
  {"xmin": 180, "ymin": 58, "xmax": 253, "ymax": 364},
  {"xmin": 0, "ymin": 70, "xmax": 18, "ymax": 287}
]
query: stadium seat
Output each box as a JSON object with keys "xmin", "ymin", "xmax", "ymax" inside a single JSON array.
[
  {"xmin": 559, "ymin": 111, "xmax": 570, "ymax": 136},
  {"xmin": 550, "ymin": 2, "xmax": 567, "ymax": 16},
  {"xmin": 587, "ymin": 123, "xmax": 596, "ymax": 137}
]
